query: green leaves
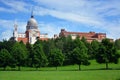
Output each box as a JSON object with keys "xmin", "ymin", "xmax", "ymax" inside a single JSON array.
[
  {"xmin": 48, "ymin": 48, "xmax": 64, "ymax": 70},
  {"xmin": 0, "ymin": 49, "xmax": 11, "ymax": 70},
  {"xmin": 71, "ymin": 39, "xmax": 89, "ymax": 70},
  {"xmin": 33, "ymin": 40, "xmax": 48, "ymax": 68},
  {"xmin": 96, "ymin": 38, "xmax": 119, "ymax": 69},
  {"xmin": 10, "ymin": 42, "xmax": 27, "ymax": 70}
]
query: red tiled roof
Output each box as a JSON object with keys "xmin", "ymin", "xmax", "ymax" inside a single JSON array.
[{"xmin": 59, "ymin": 29, "xmax": 106, "ymax": 42}]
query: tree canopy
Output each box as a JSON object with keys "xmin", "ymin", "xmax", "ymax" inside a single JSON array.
[
  {"xmin": 48, "ymin": 48, "xmax": 64, "ymax": 70},
  {"xmin": 0, "ymin": 37, "xmax": 119, "ymax": 70},
  {"xmin": 71, "ymin": 38, "xmax": 89, "ymax": 70},
  {"xmin": 96, "ymin": 39, "xmax": 119, "ymax": 69}
]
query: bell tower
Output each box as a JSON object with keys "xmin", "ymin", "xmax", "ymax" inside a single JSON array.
[{"xmin": 13, "ymin": 21, "xmax": 18, "ymax": 41}]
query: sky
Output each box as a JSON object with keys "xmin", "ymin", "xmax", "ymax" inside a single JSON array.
[{"xmin": 0, "ymin": 0, "xmax": 120, "ymax": 41}]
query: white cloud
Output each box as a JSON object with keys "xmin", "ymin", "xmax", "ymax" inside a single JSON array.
[
  {"xmin": 0, "ymin": 0, "xmax": 120, "ymax": 40},
  {"xmin": 33, "ymin": 0, "xmax": 120, "ymax": 39},
  {"xmin": 39, "ymin": 22, "xmax": 62, "ymax": 38},
  {"xmin": 0, "ymin": 19, "xmax": 14, "ymax": 29},
  {"xmin": 0, "ymin": 7, "xmax": 16, "ymax": 13},
  {"xmin": 0, "ymin": 0, "xmax": 31, "ymax": 13},
  {"xmin": 0, "ymin": 30, "xmax": 13, "ymax": 41}
]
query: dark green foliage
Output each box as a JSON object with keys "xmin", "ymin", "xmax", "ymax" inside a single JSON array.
[
  {"xmin": 115, "ymin": 39, "xmax": 120, "ymax": 50},
  {"xmin": 26, "ymin": 42, "xmax": 34, "ymax": 67},
  {"xmin": 81, "ymin": 37, "xmax": 88, "ymax": 47},
  {"xmin": 0, "ymin": 40, "xmax": 15, "ymax": 52},
  {"xmin": 89, "ymin": 40, "xmax": 100, "ymax": 59},
  {"xmin": 0, "ymin": 36, "xmax": 119, "ymax": 71},
  {"xmin": 0, "ymin": 49, "xmax": 11, "ymax": 70},
  {"xmin": 43, "ymin": 39, "xmax": 56, "ymax": 56},
  {"xmin": 71, "ymin": 38, "xmax": 90, "ymax": 70},
  {"xmin": 48, "ymin": 48, "xmax": 64, "ymax": 70},
  {"xmin": 11, "ymin": 42, "xmax": 27, "ymax": 70},
  {"xmin": 54, "ymin": 37, "xmax": 64, "ymax": 50},
  {"xmin": 33, "ymin": 40, "xmax": 48, "ymax": 70},
  {"xmin": 61, "ymin": 36, "xmax": 74, "ymax": 65},
  {"xmin": 96, "ymin": 38, "xmax": 119, "ymax": 69},
  {"xmin": 116, "ymin": 50, "xmax": 120, "ymax": 58},
  {"xmin": 63, "ymin": 35, "xmax": 74, "ymax": 54}
]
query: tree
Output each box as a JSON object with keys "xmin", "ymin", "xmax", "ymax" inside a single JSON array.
[
  {"xmin": 26, "ymin": 42, "xmax": 34, "ymax": 67},
  {"xmin": 11, "ymin": 42, "xmax": 27, "ymax": 70},
  {"xmin": 43, "ymin": 39, "xmax": 55, "ymax": 56},
  {"xmin": 0, "ymin": 40, "xmax": 15, "ymax": 52},
  {"xmin": 116, "ymin": 50, "xmax": 120, "ymax": 58},
  {"xmin": 71, "ymin": 37, "xmax": 90, "ymax": 70},
  {"xmin": 71, "ymin": 42, "xmax": 90, "ymax": 70},
  {"xmin": 115, "ymin": 39, "xmax": 120, "ymax": 50},
  {"xmin": 96, "ymin": 39, "xmax": 119, "ymax": 69},
  {"xmin": 19, "ymin": 41, "xmax": 28, "ymax": 66},
  {"xmin": 48, "ymin": 48, "xmax": 64, "ymax": 70},
  {"xmin": 33, "ymin": 41, "xmax": 48, "ymax": 70},
  {"xmin": 62, "ymin": 36, "xmax": 74, "ymax": 65},
  {"xmin": 0, "ymin": 49, "xmax": 11, "ymax": 70},
  {"xmin": 54, "ymin": 37, "xmax": 64, "ymax": 51},
  {"xmin": 81, "ymin": 37, "xmax": 88, "ymax": 47},
  {"xmin": 63, "ymin": 35, "xmax": 74, "ymax": 54},
  {"xmin": 90, "ymin": 40, "xmax": 100, "ymax": 59}
]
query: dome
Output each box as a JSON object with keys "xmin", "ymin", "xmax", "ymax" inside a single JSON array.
[{"xmin": 26, "ymin": 16, "xmax": 38, "ymax": 30}]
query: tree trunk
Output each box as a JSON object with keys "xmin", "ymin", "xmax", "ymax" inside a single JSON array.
[
  {"xmin": 79, "ymin": 64, "xmax": 81, "ymax": 71},
  {"xmin": 36, "ymin": 67, "xmax": 38, "ymax": 71},
  {"xmin": 56, "ymin": 66, "xmax": 57, "ymax": 70},
  {"xmin": 106, "ymin": 62, "xmax": 108, "ymax": 70},
  {"xmin": 18, "ymin": 66, "xmax": 21, "ymax": 71},
  {"xmin": 3, "ymin": 67, "xmax": 6, "ymax": 71}
]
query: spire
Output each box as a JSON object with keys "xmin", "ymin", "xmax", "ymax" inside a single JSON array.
[
  {"xmin": 13, "ymin": 20, "xmax": 18, "ymax": 41},
  {"xmin": 31, "ymin": 7, "xmax": 34, "ymax": 18},
  {"xmin": 14, "ymin": 20, "xmax": 18, "ymax": 31}
]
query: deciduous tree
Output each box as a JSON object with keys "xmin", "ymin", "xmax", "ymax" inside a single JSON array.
[
  {"xmin": 72, "ymin": 38, "xmax": 90, "ymax": 70},
  {"xmin": 48, "ymin": 48, "xmax": 64, "ymax": 70},
  {"xmin": 33, "ymin": 41, "xmax": 48, "ymax": 70},
  {"xmin": 0, "ymin": 49, "xmax": 11, "ymax": 70},
  {"xmin": 11, "ymin": 42, "xmax": 27, "ymax": 70},
  {"xmin": 96, "ymin": 39, "xmax": 119, "ymax": 69}
]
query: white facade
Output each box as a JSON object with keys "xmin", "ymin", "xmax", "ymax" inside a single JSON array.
[
  {"xmin": 40, "ymin": 33, "xmax": 48, "ymax": 38},
  {"xmin": 29, "ymin": 29, "xmax": 40, "ymax": 44},
  {"xmin": 13, "ymin": 24, "xmax": 18, "ymax": 41},
  {"xmin": 18, "ymin": 33, "xmax": 26, "ymax": 38},
  {"xmin": 13, "ymin": 13, "xmax": 48, "ymax": 44}
]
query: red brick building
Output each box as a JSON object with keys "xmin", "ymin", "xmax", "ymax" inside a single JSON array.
[{"xmin": 59, "ymin": 29, "xmax": 106, "ymax": 42}]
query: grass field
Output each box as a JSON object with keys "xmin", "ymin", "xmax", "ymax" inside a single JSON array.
[
  {"xmin": 0, "ymin": 70, "xmax": 120, "ymax": 80},
  {"xmin": 0, "ymin": 60, "xmax": 120, "ymax": 80}
]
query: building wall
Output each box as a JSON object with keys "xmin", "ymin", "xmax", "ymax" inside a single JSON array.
[
  {"xmin": 17, "ymin": 30, "xmax": 48, "ymax": 44},
  {"xmin": 59, "ymin": 29, "xmax": 106, "ymax": 43},
  {"xmin": 18, "ymin": 33, "xmax": 26, "ymax": 38},
  {"xmin": 18, "ymin": 37, "xmax": 28, "ymax": 44}
]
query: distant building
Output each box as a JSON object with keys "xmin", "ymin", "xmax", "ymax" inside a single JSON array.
[
  {"xmin": 12, "ymin": 12, "xmax": 48, "ymax": 44},
  {"xmin": 59, "ymin": 29, "xmax": 106, "ymax": 43}
]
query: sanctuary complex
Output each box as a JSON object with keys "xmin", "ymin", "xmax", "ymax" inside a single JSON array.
[
  {"xmin": 12, "ymin": 13, "xmax": 48, "ymax": 44},
  {"xmin": 11, "ymin": 12, "xmax": 112, "ymax": 44},
  {"xmin": 59, "ymin": 29, "xmax": 107, "ymax": 43}
]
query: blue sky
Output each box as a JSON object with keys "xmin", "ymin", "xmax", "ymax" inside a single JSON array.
[{"xmin": 0, "ymin": 0, "xmax": 120, "ymax": 41}]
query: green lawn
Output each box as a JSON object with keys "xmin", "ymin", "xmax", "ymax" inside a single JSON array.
[
  {"xmin": 0, "ymin": 70, "xmax": 120, "ymax": 80},
  {"xmin": 0, "ymin": 60, "xmax": 120, "ymax": 80}
]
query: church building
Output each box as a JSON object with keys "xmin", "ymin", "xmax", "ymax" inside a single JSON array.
[{"xmin": 13, "ymin": 13, "xmax": 48, "ymax": 44}]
